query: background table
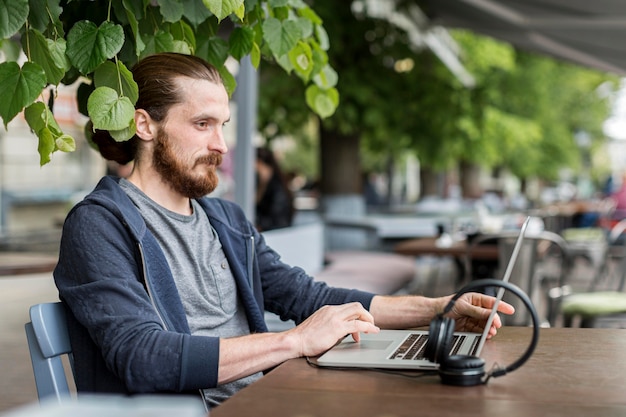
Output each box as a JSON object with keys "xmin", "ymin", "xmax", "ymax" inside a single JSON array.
[
  {"xmin": 394, "ymin": 236, "xmax": 498, "ymax": 260},
  {"xmin": 0, "ymin": 253, "xmax": 57, "ymax": 276},
  {"xmin": 212, "ymin": 327, "xmax": 626, "ymax": 417},
  {"xmin": 394, "ymin": 236, "xmax": 499, "ymax": 287}
]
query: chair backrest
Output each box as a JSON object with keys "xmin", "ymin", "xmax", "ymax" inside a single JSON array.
[
  {"xmin": 466, "ymin": 230, "xmax": 572, "ymax": 326},
  {"xmin": 606, "ymin": 218, "xmax": 626, "ymax": 292},
  {"xmin": 24, "ymin": 302, "xmax": 74, "ymax": 402}
]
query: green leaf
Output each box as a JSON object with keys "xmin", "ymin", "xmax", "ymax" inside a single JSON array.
[
  {"xmin": 313, "ymin": 64, "xmax": 338, "ymax": 89},
  {"xmin": 47, "ymin": 38, "xmax": 71, "ymax": 71},
  {"xmin": 295, "ymin": 16, "xmax": 313, "ymax": 39},
  {"xmin": 140, "ymin": 31, "xmax": 175, "ymax": 58},
  {"xmin": 26, "ymin": 0, "xmax": 63, "ymax": 34},
  {"xmin": 217, "ymin": 66, "xmax": 236, "ymax": 97},
  {"xmin": 66, "ymin": 21, "xmax": 125, "ymax": 75},
  {"xmin": 0, "ymin": 61, "xmax": 47, "ymax": 127},
  {"xmin": 273, "ymin": 6, "xmax": 289, "ymax": 20},
  {"xmin": 309, "ymin": 43, "xmax": 328, "ymax": 77},
  {"xmin": 22, "ymin": 29, "xmax": 67, "ymax": 85},
  {"xmin": 275, "ymin": 53, "xmax": 293, "ymax": 73},
  {"xmin": 269, "ymin": 0, "xmax": 289, "ymax": 7},
  {"xmin": 27, "ymin": 0, "xmax": 49, "ymax": 32},
  {"xmin": 262, "ymin": 17, "xmax": 301, "ymax": 57},
  {"xmin": 93, "ymin": 60, "xmax": 138, "ymax": 105},
  {"xmin": 171, "ymin": 20, "xmax": 196, "ymax": 52},
  {"xmin": 234, "ymin": 2, "xmax": 245, "ymax": 20},
  {"xmin": 203, "ymin": 36, "xmax": 229, "ymax": 67},
  {"xmin": 182, "ymin": 0, "xmax": 213, "ymax": 28},
  {"xmin": 87, "ymin": 86, "xmax": 135, "ymax": 131},
  {"xmin": 24, "ymin": 99, "xmax": 63, "ymax": 136},
  {"xmin": 24, "ymin": 101, "xmax": 47, "ymax": 133},
  {"xmin": 203, "ymin": 0, "xmax": 244, "ymax": 21},
  {"xmin": 315, "ymin": 24, "xmax": 330, "ymax": 51},
  {"xmin": 171, "ymin": 40, "xmax": 192, "ymax": 54},
  {"xmin": 250, "ymin": 42, "xmax": 261, "ymax": 68},
  {"xmin": 0, "ymin": 0, "xmax": 29, "ymax": 39},
  {"xmin": 55, "ymin": 134, "xmax": 76, "ymax": 152},
  {"xmin": 110, "ymin": 120, "xmax": 136, "ymax": 142},
  {"xmin": 37, "ymin": 127, "xmax": 54, "ymax": 165},
  {"xmin": 305, "ymin": 85, "xmax": 338, "ymax": 119},
  {"xmin": 157, "ymin": 0, "xmax": 184, "ymax": 22},
  {"xmin": 229, "ymin": 26, "xmax": 254, "ymax": 60},
  {"xmin": 24, "ymin": 101, "xmax": 63, "ymax": 165},
  {"xmin": 121, "ymin": 0, "xmax": 146, "ymax": 56},
  {"xmin": 288, "ymin": 40, "xmax": 313, "ymax": 81},
  {"xmin": 297, "ymin": 6, "xmax": 322, "ymax": 26}
]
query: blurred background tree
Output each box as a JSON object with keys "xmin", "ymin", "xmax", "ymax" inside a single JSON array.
[{"xmin": 257, "ymin": 0, "xmax": 618, "ymax": 211}]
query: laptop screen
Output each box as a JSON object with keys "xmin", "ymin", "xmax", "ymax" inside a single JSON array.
[{"xmin": 474, "ymin": 216, "xmax": 530, "ymax": 356}]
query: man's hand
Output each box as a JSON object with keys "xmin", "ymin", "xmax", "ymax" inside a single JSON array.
[
  {"xmin": 447, "ymin": 292, "xmax": 516, "ymax": 338},
  {"xmin": 286, "ymin": 302, "xmax": 380, "ymax": 357}
]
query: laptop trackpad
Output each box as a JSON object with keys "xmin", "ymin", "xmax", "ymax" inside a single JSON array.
[{"xmin": 335, "ymin": 339, "xmax": 393, "ymax": 351}]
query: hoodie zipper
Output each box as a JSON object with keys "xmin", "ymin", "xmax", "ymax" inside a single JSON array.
[
  {"xmin": 247, "ymin": 235, "xmax": 255, "ymax": 291},
  {"xmin": 140, "ymin": 243, "xmax": 208, "ymax": 411}
]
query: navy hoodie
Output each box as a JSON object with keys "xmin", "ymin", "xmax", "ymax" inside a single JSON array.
[{"xmin": 53, "ymin": 176, "xmax": 374, "ymax": 397}]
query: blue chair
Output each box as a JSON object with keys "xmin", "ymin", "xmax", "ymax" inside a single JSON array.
[{"xmin": 24, "ymin": 302, "xmax": 74, "ymax": 402}]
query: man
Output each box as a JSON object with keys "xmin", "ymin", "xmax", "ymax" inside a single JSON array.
[{"xmin": 54, "ymin": 52, "xmax": 514, "ymax": 409}]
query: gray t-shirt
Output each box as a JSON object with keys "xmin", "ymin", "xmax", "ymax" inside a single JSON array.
[{"xmin": 120, "ymin": 179, "xmax": 262, "ymax": 407}]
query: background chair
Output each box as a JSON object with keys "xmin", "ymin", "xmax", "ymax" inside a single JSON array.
[
  {"xmin": 465, "ymin": 230, "xmax": 572, "ymax": 327},
  {"xmin": 554, "ymin": 219, "xmax": 626, "ymax": 327},
  {"xmin": 24, "ymin": 302, "xmax": 74, "ymax": 402}
]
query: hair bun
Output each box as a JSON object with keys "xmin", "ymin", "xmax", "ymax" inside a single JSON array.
[{"xmin": 90, "ymin": 128, "xmax": 136, "ymax": 165}]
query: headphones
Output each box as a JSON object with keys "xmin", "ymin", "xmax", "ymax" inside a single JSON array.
[{"xmin": 424, "ymin": 278, "xmax": 539, "ymax": 386}]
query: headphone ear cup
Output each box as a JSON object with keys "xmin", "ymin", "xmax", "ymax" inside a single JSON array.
[
  {"xmin": 425, "ymin": 316, "xmax": 455, "ymax": 364},
  {"xmin": 439, "ymin": 355, "xmax": 486, "ymax": 386}
]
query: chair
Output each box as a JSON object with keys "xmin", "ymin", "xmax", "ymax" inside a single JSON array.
[
  {"xmin": 465, "ymin": 230, "xmax": 572, "ymax": 327},
  {"xmin": 24, "ymin": 302, "xmax": 75, "ymax": 402},
  {"xmin": 556, "ymin": 219, "xmax": 626, "ymax": 327}
]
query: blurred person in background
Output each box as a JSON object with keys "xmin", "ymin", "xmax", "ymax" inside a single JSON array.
[{"xmin": 255, "ymin": 147, "xmax": 295, "ymax": 231}]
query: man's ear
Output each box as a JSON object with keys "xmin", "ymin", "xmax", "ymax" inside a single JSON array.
[{"xmin": 134, "ymin": 109, "xmax": 157, "ymax": 141}]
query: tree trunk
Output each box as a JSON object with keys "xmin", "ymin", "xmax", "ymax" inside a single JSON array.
[
  {"xmin": 419, "ymin": 166, "xmax": 444, "ymax": 198},
  {"xmin": 318, "ymin": 126, "xmax": 368, "ymax": 249},
  {"xmin": 319, "ymin": 126, "xmax": 362, "ymax": 196},
  {"xmin": 459, "ymin": 161, "xmax": 483, "ymax": 199}
]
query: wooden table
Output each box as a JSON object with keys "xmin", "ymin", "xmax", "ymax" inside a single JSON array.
[
  {"xmin": 394, "ymin": 236, "xmax": 498, "ymax": 260},
  {"xmin": 394, "ymin": 236, "xmax": 499, "ymax": 285},
  {"xmin": 0, "ymin": 252, "xmax": 57, "ymax": 276},
  {"xmin": 212, "ymin": 327, "xmax": 626, "ymax": 416}
]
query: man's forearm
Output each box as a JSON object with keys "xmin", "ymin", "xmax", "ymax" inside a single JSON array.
[
  {"xmin": 218, "ymin": 331, "xmax": 300, "ymax": 384},
  {"xmin": 369, "ymin": 295, "xmax": 449, "ymax": 329}
]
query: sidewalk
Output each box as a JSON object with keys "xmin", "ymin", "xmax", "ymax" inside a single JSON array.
[{"xmin": 0, "ymin": 273, "xmax": 59, "ymax": 412}]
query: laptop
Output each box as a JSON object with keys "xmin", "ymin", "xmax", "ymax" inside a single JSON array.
[{"xmin": 315, "ymin": 216, "xmax": 531, "ymax": 370}]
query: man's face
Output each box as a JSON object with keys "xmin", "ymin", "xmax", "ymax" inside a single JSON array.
[
  {"xmin": 152, "ymin": 128, "xmax": 222, "ymax": 198},
  {"xmin": 151, "ymin": 77, "xmax": 230, "ymax": 199}
]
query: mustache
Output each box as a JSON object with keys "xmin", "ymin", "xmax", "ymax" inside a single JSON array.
[{"xmin": 196, "ymin": 153, "xmax": 223, "ymax": 167}]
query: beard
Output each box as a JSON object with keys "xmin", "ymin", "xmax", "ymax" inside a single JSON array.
[{"xmin": 152, "ymin": 128, "xmax": 222, "ymax": 199}]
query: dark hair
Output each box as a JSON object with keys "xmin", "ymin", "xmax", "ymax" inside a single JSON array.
[
  {"xmin": 257, "ymin": 147, "xmax": 284, "ymax": 175},
  {"xmin": 91, "ymin": 53, "xmax": 223, "ymax": 163},
  {"xmin": 255, "ymin": 147, "xmax": 295, "ymax": 230}
]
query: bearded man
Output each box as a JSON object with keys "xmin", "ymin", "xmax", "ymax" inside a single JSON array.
[{"xmin": 54, "ymin": 52, "xmax": 513, "ymax": 411}]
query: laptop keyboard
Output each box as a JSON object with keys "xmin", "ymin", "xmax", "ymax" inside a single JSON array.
[{"xmin": 389, "ymin": 333, "xmax": 467, "ymax": 360}]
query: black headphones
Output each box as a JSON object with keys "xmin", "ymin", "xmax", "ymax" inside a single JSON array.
[{"xmin": 424, "ymin": 278, "xmax": 540, "ymax": 386}]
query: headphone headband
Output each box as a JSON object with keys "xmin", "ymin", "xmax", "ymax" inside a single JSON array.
[{"xmin": 443, "ymin": 278, "xmax": 540, "ymax": 379}]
